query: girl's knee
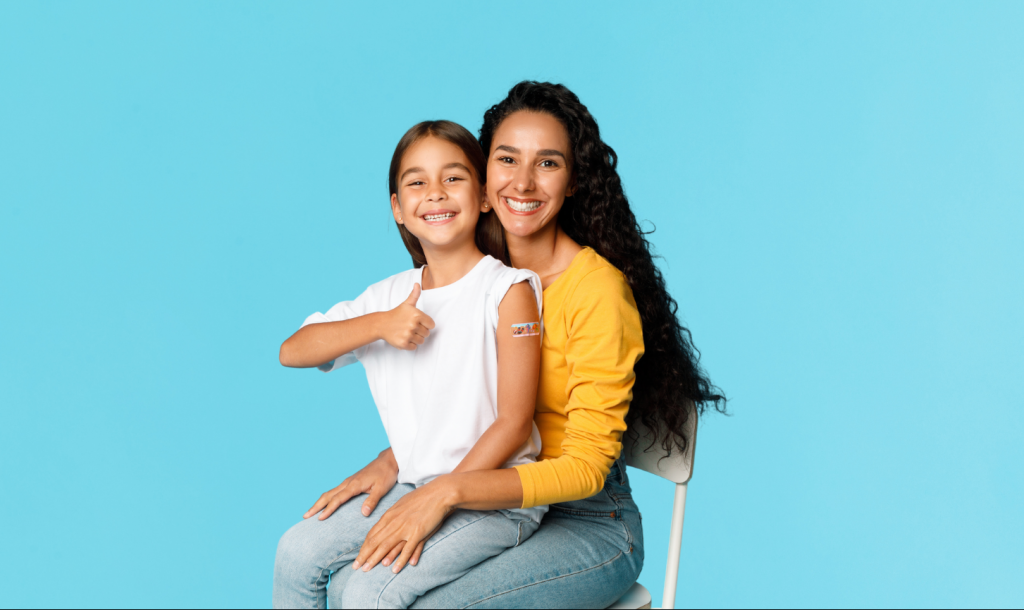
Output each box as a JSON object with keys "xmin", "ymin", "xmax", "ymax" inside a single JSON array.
[{"xmin": 275, "ymin": 520, "xmax": 323, "ymax": 576}]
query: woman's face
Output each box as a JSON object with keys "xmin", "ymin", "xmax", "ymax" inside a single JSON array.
[
  {"xmin": 486, "ymin": 111, "xmax": 574, "ymax": 239},
  {"xmin": 392, "ymin": 136, "xmax": 487, "ymax": 251}
]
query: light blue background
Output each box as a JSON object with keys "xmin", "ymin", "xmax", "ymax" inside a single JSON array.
[{"xmin": 1, "ymin": 1, "xmax": 1021, "ymax": 608}]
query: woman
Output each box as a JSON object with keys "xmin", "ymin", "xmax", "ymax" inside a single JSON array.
[{"xmin": 313, "ymin": 81, "xmax": 724, "ymax": 608}]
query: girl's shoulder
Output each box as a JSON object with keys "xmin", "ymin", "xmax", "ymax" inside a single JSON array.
[
  {"xmin": 481, "ymin": 257, "xmax": 544, "ymax": 316},
  {"xmin": 357, "ymin": 266, "xmax": 422, "ymax": 306}
]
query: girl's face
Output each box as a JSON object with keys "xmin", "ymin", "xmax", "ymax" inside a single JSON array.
[
  {"xmin": 486, "ymin": 111, "xmax": 574, "ymax": 239},
  {"xmin": 392, "ymin": 136, "xmax": 488, "ymax": 252}
]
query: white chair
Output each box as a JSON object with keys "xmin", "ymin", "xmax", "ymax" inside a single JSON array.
[{"xmin": 607, "ymin": 409, "xmax": 698, "ymax": 610}]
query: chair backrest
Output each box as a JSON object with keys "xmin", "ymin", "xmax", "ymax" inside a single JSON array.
[{"xmin": 623, "ymin": 405, "xmax": 697, "ymax": 484}]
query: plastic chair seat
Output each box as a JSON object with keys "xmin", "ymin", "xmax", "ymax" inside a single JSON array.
[{"xmin": 607, "ymin": 582, "xmax": 652, "ymax": 609}]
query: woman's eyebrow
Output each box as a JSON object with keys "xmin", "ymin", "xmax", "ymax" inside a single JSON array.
[
  {"xmin": 495, "ymin": 144, "xmax": 566, "ymax": 161},
  {"xmin": 537, "ymin": 149, "xmax": 566, "ymax": 160}
]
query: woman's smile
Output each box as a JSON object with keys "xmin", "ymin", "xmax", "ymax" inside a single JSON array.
[{"xmin": 502, "ymin": 197, "xmax": 544, "ymax": 215}]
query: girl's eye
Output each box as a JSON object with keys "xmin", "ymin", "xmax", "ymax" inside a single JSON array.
[
  {"xmin": 444, "ymin": 176, "xmax": 463, "ymax": 183},
  {"xmin": 408, "ymin": 181, "xmax": 424, "ymax": 186}
]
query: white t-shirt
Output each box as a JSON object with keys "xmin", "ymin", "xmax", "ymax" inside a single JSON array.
[{"xmin": 302, "ymin": 255, "xmax": 546, "ymax": 522}]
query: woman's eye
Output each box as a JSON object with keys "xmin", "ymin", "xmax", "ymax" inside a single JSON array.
[
  {"xmin": 498, "ymin": 156, "xmax": 515, "ymax": 164},
  {"xmin": 540, "ymin": 159, "xmax": 558, "ymax": 168}
]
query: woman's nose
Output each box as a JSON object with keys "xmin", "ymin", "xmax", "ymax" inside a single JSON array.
[{"xmin": 513, "ymin": 165, "xmax": 535, "ymax": 193}]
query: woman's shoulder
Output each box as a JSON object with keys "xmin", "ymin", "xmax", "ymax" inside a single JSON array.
[{"xmin": 562, "ymin": 248, "xmax": 632, "ymax": 302}]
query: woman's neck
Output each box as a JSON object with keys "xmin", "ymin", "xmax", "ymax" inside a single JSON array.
[
  {"xmin": 420, "ymin": 239, "xmax": 486, "ymax": 290},
  {"xmin": 507, "ymin": 222, "xmax": 582, "ymax": 289}
]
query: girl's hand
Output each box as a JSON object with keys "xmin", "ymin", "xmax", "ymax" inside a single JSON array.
[
  {"xmin": 304, "ymin": 448, "xmax": 399, "ymax": 520},
  {"xmin": 352, "ymin": 477, "xmax": 455, "ymax": 574},
  {"xmin": 376, "ymin": 284, "xmax": 435, "ymax": 350}
]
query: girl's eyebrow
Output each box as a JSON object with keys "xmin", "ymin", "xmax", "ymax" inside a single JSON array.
[
  {"xmin": 443, "ymin": 162, "xmax": 472, "ymax": 173},
  {"xmin": 400, "ymin": 163, "xmax": 471, "ymax": 182},
  {"xmin": 400, "ymin": 167, "xmax": 425, "ymax": 181}
]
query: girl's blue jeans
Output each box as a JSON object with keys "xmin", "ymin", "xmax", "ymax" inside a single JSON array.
[
  {"xmin": 273, "ymin": 484, "xmax": 538, "ymax": 609},
  {"xmin": 273, "ymin": 457, "xmax": 643, "ymax": 609}
]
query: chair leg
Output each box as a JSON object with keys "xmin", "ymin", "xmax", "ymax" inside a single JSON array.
[{"xmin": 661, "ymin": 483, "xmax": 688, "ymax": 609}]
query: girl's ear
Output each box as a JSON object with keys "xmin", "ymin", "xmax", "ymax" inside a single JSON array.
[
  {"xmin": 481, "ymin": 189, "xmax": 492, "ymax": 214},
  {"xmin": 391, "ymin": 193, "xmax": 404, "ymax": 224}
]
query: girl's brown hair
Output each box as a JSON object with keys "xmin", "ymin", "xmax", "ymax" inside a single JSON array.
[{"xmin": 388, "ymin": 120, "xmax": 507, "ymax": 268}]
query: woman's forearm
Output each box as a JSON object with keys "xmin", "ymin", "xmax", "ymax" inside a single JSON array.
[
  {"xmin": 279, "ymin": 313, "xmax": 382, "ymax": 368},
  {"xmin": 435, "ymin": 468, "xmax": 525, "ymax": 512}
]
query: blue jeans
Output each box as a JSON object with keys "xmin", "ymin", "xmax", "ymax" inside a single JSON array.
[
  {"xmin": 273, "ymin": 484, "xmax": 539, "ymax": 609},
  {"xmin": 409, "ymin": 457, "xmax": 643, "ymax": 609}
]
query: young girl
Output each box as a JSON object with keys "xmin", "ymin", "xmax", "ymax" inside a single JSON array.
[{"xmin": 272, "ymin": 121, "xmax": 546, "ymax": 609}]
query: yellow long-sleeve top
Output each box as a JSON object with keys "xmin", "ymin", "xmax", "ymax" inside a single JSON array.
[{"xmin": 514, "ymin": 247, "xmax": 645, "ymax": 509}]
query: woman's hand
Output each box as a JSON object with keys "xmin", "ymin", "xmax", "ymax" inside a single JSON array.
[
  {"xmin": 304, "ymin": 448, "xmax": 399, "ymax": 520},
  {"xmin": 352, "ymin": 477, "xmax": 457, "ymax": 574},
  {"xmin": 376, "ymin": 284, "xmax": 435, "ymax": 350}
]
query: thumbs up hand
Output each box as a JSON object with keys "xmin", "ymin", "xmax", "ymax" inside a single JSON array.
[{"xmin": 376, "ymin": 284, "xmax": 436, "ymax": 350}]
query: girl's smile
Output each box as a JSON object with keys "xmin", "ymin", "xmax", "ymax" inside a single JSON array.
[{"xmin": 421, "ymin": 209, "xmax": 458, "ymax": 225}]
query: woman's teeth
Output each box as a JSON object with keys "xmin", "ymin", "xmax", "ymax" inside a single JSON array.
[
  {"xmin": 504, "ymin": 198, "xmax": 542, "ymax": 212},
  {"xmin": 423, "ymin": 213, "xmax": 456, "ymax": 222}
]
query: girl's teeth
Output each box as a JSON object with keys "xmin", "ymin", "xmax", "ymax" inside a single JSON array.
[
  {"xmin": 504, "ymin": 198, "xmax": 542, "ymax": 212},
  {"xmin": 424, "ymin": 213, "xmax": 455, "ymax": 221}
]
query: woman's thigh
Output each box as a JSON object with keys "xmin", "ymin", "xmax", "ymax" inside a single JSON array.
[{"xmin": 409, "ymin": 508, "xmax": 642, "ymax": 609}]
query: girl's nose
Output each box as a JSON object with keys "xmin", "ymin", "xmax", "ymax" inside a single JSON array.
[{"xmin": 426, "ymin": 185, "xmax": 446, "ymax": 202}]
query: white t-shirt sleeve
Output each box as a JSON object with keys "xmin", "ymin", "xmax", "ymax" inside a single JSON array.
[
  {"xmin": 489, "ymin": 267, "xmax": 544, "ymax": 329},
  {"xmin": 300, "ymin": 287, "xmax": 377, "ymax": 373}
]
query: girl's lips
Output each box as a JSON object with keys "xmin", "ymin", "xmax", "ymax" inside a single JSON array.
[
  {"xmin": 420, "ymin": 209, "xmax": 458, "ymax": 226},
  {"xmin": 502, "ymin": 197, "xmax": 545, "ymax": 216}
]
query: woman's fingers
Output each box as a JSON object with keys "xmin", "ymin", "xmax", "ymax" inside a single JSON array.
[
  {"xmin": 381, "ymin": 541, "xmax": 405, "ymax": 568},
  {"xmin": 359, "ymin": 539, "xmax": 397, "ymax": 572},
  {"xmin": 390, "ymin": 536, "xmax": 421, "ymax": 574},
  {"xmin": 410, "ymin": 540, "xmax": 425, "ymax": 567}
]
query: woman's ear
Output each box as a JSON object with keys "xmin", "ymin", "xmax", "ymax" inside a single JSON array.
[
  {"xmin": 391, "ymin": 193, "xmax": 404, "ymax": 224},
  {"xmin": 565, "ymin": 174, "xmax": 577, "ymax": 197},
  {"xmin": 481, "ymin": 190, "xmax": 492, "ymax": 214}
]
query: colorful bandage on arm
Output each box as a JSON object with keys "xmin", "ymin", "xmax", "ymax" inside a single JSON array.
[{"xmin": 511, "ymin": 322, "xmax": 540, "ymax": 337}]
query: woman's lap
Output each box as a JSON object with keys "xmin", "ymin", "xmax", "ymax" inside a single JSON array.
[{"xmin": 411, "ymin": 462, "xmax": 644, "ymax": 610}]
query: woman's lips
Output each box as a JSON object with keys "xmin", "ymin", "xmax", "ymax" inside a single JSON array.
[
  {"xmin": 503, "ymin": 197, "xmax": 544, "ymax": 216},
  {"xmin": 421, "ymin": 209, "xmax": 457, "ymax": 225}
]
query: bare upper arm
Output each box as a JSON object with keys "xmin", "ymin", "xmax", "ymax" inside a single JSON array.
[{"xmin": 495, "ymin": 281, "xmax": 542, "ymax": 426}]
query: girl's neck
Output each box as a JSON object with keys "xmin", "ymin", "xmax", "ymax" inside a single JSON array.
[
  {"xmin": 420, "ymin": 239, "xmax": 486, "ymax": 290},
  {"xmin": 507, "ymin": 221, "xmax": 582, "ymax": 289}
]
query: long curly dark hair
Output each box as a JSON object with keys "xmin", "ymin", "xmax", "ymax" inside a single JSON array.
[{"xmin": 480, "ymin": 81, "xmax": 726, "ymax": 454}]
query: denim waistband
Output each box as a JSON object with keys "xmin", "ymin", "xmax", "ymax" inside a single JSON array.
[{"xmin": 548, "ymin": 456, "xmax": 639, "ymax": 518}]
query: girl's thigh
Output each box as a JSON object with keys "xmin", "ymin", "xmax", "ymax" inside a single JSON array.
[
  {"xmin": 273, "ymin": 484, "xmax": 414, "ymax": 608},
  {"xmin": 277, "ymin": 484, "xmax": 415, "ymax": 568},
  {"xmin": 409, "ymin": 511, "xmax": 642, "ymax": 609},
  {"xmin": 341, "ymin": 509, "xmax": 530, "ymax": 609}
]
